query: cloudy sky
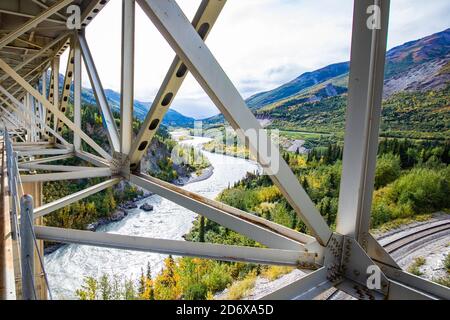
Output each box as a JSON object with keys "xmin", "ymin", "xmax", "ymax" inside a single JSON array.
[{"xmin": 66, "ymin": 0, "xmax": 450, "ymax": 119}]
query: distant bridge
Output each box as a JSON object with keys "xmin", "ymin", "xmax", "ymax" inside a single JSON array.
[{"xmin": 0, "ymin": 0, "xmax": 448, "ymax": 300}]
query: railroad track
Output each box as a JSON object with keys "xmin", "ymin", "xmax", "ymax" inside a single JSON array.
[
  {"xmin": 325, "ymin": 218, "xmax": 450, "ymax": 300},
  {"xmin": 382, "ymin": 220, "xmax": 450, "ymax": 254}
]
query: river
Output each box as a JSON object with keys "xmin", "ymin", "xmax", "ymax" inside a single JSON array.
[{"xmin": 44, "ymin": 136, "xmax": 261, "ymax": 299}]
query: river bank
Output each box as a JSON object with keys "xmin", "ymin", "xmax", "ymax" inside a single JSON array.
[
  {"xmin": 44, "ymin": 135, "xmax": 260, "ymax": 299},
  {"xmin": 43, "ymin": 165, "xmax": 215, "ymax": 256}
]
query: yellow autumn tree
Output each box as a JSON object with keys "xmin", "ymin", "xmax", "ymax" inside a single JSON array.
[
  {"xmin": 153, "ymin": 256, "xmax": 182, "ymax": 300},
  {"xmin": 140, "ymin": 278, "xmax": 154, "ymax": 300}
]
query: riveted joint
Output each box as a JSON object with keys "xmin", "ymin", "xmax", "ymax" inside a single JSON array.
[{"xmin": 110, "ymin": 151, "xmax": 130, "ymax": 178}]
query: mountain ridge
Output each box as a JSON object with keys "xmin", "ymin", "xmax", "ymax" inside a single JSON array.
[
  {"xmin": 56, "ymin": 74, "xmax": 195, "ymax": 127},
  {"xmin": 204, "ymin": 27, "xmax": 450, "ymax": 125},
  {"xmin": 81, "ymin": 87, "xmax": 195, "ymax": 127}
]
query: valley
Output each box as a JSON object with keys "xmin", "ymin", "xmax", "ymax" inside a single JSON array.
[{"xmin": 44, "ymin": 27, "xmax": 449, "ymax": 300}]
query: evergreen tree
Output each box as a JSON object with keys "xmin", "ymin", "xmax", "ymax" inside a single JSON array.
[
  {"xmin": 100, "ymin": 274, "xmax": 112, "ymax": 300},
  {"xmin": 146, "ymin": 262, "xmax": 152, "ymax": 280},
  {"xmin": 199, "ymin": 216, "xmax": 205, "ymax": 242},
  {"xmin": 138, "ymin": 268, "xmax": 145, "ymax": 295}
]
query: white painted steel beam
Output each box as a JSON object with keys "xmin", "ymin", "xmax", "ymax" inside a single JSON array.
[
  {"xmin": 20, "ymin": 167, "xmax": 112, "ymax": 182},
  {"xmin": 51, "ymin": 56, "xmax": 60, "ymax": 135},
  {"xmin": 366, "ymin": 234, "xmax": 400, "ymax": 269},
  {"xmin": 34, "ymin": 178, "xmax": 122, "ymax": 218},
  {"xmin": 379, "ymin": 263, "xmax": 450, "ymax": 300},
  {"xmin": 137, "ymin": 0, "xmax": 332, "ymax": 245},
  {"xmin": 19, "ymin": 164, "xmax": 98, "ymax": 172},
  {"xmin": 19, "ymin": 153, "xmax": 73, "ymax": 165},
  {"xmin": 75, "ymin": 150, "xmax": 110, "ymax": 167},
  {"xmin": 0, "ymin": 32, "xmax": 70, "ymax": 84},
  {"xmin": 41, "ymin": 70, "xmax": 47, "ymax": 129},
  {"xmin": 73, "ymin": 35, "xmax": 82, "ymax": 151},
  {"xmin": 46, "ymin": 66, "xmax": 55, "ymax": 129},
  {"xmin": 0, "ymin": 91, "xmax": 69, "ymax": 145},
  {"xmin": 0, "ymin": 0, "xmax": 74, "ymax": 50},
  {"xmin": 130, "ymin": 173, "xmax": 307, "ymax": 251},
  {"xmin": 119, "ymin": 0, "xmax": 135, "ymax": 155},
  {"xmin": 31, "ymin": 0, "xmax": 68, "ymax": 20},
  {"xmin": 17, "ymin": 148, "xmax": 72, "ymax": 157},
  {"xmin": 55, "ymin": 47, "xmax": 75, "ymax": 135},
  {"xmin": 336, "ymin": 0, "xmax": 390, "ymax": 246},
  {"xmin": 129, "ymin": 0, "xmax": 226, "ymax": 167},
  {"xmin": 0, "ymin": 58, "xmax": 112, "ymax": 161},
  {"xmin": 78, "ymin": 33, "xmax": 120, "ymax": 153},
  {"xmin": 34, "ymin": 226, "xmax": 317, "ymax": 266},
  {"xmin": 80, "ymin": 0, "xmax": 111, "ymax": 28},
  {"xmin": 138, "ymin": 172, "xmax": 314, "ymax": 245},
  {"xmin": 259, "ymin": 267, "xmax": 332, "ymax": 300},
  {"xmin": 387, "ymin": 280, "xmax": 436, "ymax": 300},
  {"xmin": 0, "ymin": 9, "xmax": 66, "ymax": 25}
]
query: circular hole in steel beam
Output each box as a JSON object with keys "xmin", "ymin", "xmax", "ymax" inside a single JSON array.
[
  {"xmin": 161, "ymin": 93, "xmax": 173, "ymax": 107},
  {"xmin": 148, "ymin": 119, "xmax": 160, "ymax": 130},
  {"xmin": 138, "ymin": 141, "xmax": 148, "ymax": 151},
  {"xmin": 176, "ymin": 63, "xmax": 187, "ymax": 78},
  {"xmin": 198, "ymin": 23, "xmax": 210, "ymax": 39}
]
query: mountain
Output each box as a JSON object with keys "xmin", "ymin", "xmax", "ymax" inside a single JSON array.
[
  {"xmin": 246, "ymin": 62, "xmax": 350, "ymax": 109},
  {"xmin": 204, "ymin": 28, "xmax": 450, "ymax": 127},
  {"xmin": 80, "ymin": 87, "xmax": 195, "ymax": 127},
  {"xmin": 255, "ymin": 28, "xmax": 450, "ymax": 140},
  {"xmin": 55, "ymin": 74, "xmax": 195, "ymax": 127},
  {"xmin": 383, "ymin": 28, "xmax": 450, "ymax": 96}
]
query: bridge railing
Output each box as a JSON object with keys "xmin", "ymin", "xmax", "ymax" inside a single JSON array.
[{"xmin": 3, "ymin": 130, "xmax": 52, "ymax": 300}]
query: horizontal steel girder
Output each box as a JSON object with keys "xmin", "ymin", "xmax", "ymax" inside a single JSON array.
[
  {"xmin": 20, "ymin": 167, "xmax": 112, "ymax": 182},
  {"xmin": 130, "ymin": 173, "xmax": 310, "ymax": 252},
  {"xmin": 0, "ymin": 58, "xmax": 112, "ymax": 161},
  {"xmin": 259, "ymin": 267, "xmax": 332, "ymax": 300},
  {"xmin": 34, "ymin": 226, "xmax": 318, "ymax": 267},
  {"xmin": 136, "ymin": 0, "xmax": 332, "ymax": 245},
  {"xmin": 34, "ymin": 178, "xmax": 122, "ymax": 218},
  {"xmin": 129, "ymin": 0, "xmax": 226, "ymax": 166}
]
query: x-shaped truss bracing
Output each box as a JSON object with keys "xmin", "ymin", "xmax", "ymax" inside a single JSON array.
[{"xmin": 0, "ymin": 0, "xmax": 448, "ymax": 300}]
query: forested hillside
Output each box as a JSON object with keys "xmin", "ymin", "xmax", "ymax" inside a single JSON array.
[
  {"xmin": 204, "ymin": 28, "xmax": 450, "ymax": 136},
  {"xmin": 259, "ymin": 85, "xmax": 450, "ymax": 140},
  {"xmin": 42, "ymin": 101, "xmax": 202, "ymax": 235},
  {"xmin": 72, "ymin": 28, "xmax": 450, "ymax": 300},
  {"xmin": 76, "ymin": 137, "xmax": 450, "ymax": 300}
]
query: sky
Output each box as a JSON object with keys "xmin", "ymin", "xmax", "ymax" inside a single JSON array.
[{"xmin": 63, "ymin": 0, "xmax": 450, "ymax": 119}]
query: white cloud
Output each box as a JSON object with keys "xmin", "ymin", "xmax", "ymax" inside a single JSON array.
[{"xmin": 60, "ymin": 0, "xmax": 450, "ymax": 119}]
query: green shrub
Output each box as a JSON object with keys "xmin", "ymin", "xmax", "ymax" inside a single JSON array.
[
  {"xmin": 407, "ymin": 257, "xmax": 426, "ymax": 276},
  {"xmin": 375, "ymin": 153, "xmax": 401, "ymax": 188},
  {"xmin": 433, "ymin": 276, "xmax": 450, "ymax": 288},
  {"xmin": 391, "ymin": 168, "xmax": 449, "ymax": 213},
  {"xmin": 184, "ymin": 283, "xmax": 208, "ymax": 300},
  {"xmin": 226, "ymin": 272, "xmax": 257, "ymax": 300},
  {"xmin": 203, "ymin": 264, "xmax": 232, "ymax": 293},
  {"xmin": 372, "ymin": 167, "xmax": 449, "ymax": 227},
  {"xmin": 444, "ymin": 254, "xmax": 450, "ymax": 273}
]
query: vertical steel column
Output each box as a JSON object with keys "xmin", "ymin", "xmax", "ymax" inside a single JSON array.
[
  {"xmin": 26, "ymin": 94, "xmax": 32, "ymax": 142},
  {"xmin": 120, "ymin": 0, "xmax": 135, "ymax": 155},
  {"xmin": 41, "ymin": 71, "xmax": 47, "ymax": 126},
  {"xmin": 136, "ymin": 0, "xmax": 332, "ymax": 245},
  {"xmin": 78, "ymin": 33, "xmax": 121, "ymax": 152},
  {"xmin": 52, "ymin": 57, "xmax": 59, "ymax": 134},
  {"xmin": 336, "ymin": 0, "xmax": 390, "ymax": 247},
  {"xmin": 20, "ymin": 194, "xmax": 35, "ymax": 300},
  {"xmin": 73, "ymin": 34, "xmax": 82, "ymax": 151}
]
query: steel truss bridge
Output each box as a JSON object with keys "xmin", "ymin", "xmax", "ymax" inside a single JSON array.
[{"xmin": 0, "ymin": 0, "xmax": 448, "ymax": 300}]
